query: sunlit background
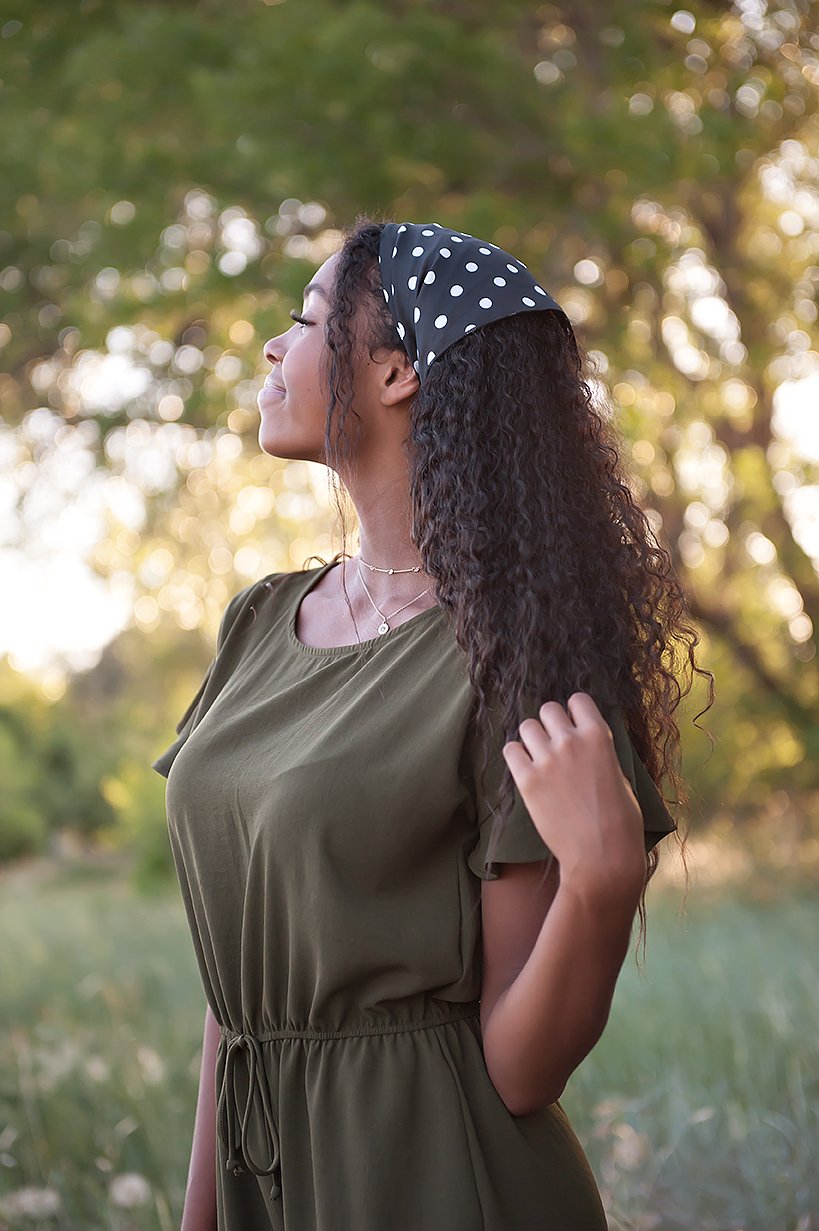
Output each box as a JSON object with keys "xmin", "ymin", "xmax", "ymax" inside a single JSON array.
[
  {"xmin": 3, "ymin": 219, "xmax": 818, "ymax": 681},
  {"xmin": 1, "ymin": 2, "xmax": 818, "ymax": 1228}
]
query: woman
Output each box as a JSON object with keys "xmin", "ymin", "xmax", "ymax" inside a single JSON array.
[{"xmin": 152, "ymin": 216, "xmax": 705, "ymax": 1230}]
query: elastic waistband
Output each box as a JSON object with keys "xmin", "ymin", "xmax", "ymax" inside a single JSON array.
[
  {"xmin": 216, "ymin": 1000, "xmax": 481, "ymax": 1203},
  {"xmin": 219, "ymin": 1000, "xmax": 481, "ymax": 1044}
]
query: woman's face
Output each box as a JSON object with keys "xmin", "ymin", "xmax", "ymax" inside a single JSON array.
[
  {"xmin": 257, "ymin": 249, "xmax": 419, "ymax": 474},
  {"xmin": 257, "ymin": 253, "xmax": 339, "ymax": 464}
]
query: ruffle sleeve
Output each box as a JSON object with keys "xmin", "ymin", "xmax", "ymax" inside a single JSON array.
[
  {"xmin": 605, "ymin": 703, "xmax": 678, "ymax": 856},
  {"xmin": 150, "ymin": 580, "xmax": 262, "ymax": 779},
  {"xmin": 466, "ymin": 698, "xmax": 678, "ymax": 881}
]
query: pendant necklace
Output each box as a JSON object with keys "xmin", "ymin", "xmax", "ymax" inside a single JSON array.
[{"xmin": 356, "ymin": 556, "xmax": 434, "ymax": 635}]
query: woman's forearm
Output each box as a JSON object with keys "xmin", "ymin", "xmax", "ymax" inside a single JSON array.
[
  {"xmin": 481, "ymin": 870, "xmax": 643, "ymax": 1116},
  {"xmin": 180, "ymin": 1003, "xmax": 220, "ymax": 1231}
]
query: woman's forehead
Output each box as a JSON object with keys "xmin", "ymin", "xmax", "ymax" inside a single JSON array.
[{"xmin": 304, "ymin": 254, "xmax": 339, "ymax": 297}]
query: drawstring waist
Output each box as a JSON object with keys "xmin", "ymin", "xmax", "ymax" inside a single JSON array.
[
  {"xmin": 217, "ymin": 1030, "xmax": 283, "ymax": 1198},
  {"xmin": 216, "ymin": 1001, "xmax": 481, "ymax": 1203}
]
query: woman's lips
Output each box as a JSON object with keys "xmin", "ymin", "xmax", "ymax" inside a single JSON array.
[{"xmin": 264, "ymin": 379, "xmax": 286, "ymax": 392}]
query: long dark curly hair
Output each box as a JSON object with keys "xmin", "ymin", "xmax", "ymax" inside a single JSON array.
[{"xmin": 297, "ymin": 212, "xmax": 712, "ymax": 958}]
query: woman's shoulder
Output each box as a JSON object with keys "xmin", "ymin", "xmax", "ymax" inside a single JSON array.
[
  {"xmin": 215, "ymin": 573, "xmax": 282, "ymax": 649},
  {"xmin": 216, "ymin": 566, "xmax": 319, "ymax": 650}
]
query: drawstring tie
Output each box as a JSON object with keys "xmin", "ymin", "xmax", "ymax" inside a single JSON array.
[
  {"xmin": 214, "ymin": 1002, "xmax": 482, "ymax": 1205},
  {"xmin": 216, "ymin": 1030, "xmax": 282, "ymax": 1202}
]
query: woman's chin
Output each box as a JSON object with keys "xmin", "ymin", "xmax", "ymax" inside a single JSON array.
[
  {"xmin": 258, "ymin": 423, "xmax": 303, "ymax": 460},
  {"xmin": 258, "ymin": 428, "xmax": 324, "ymax": 466}
]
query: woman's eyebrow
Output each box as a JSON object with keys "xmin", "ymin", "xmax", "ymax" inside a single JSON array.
[{"xmin": 302, "ymin": 283, "xmax": 327, "ymax": 299}]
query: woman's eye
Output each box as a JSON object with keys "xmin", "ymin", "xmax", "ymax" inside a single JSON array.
[{"xmin": 289, "ymin": 310, "xmax": 311, "ymax": 328}]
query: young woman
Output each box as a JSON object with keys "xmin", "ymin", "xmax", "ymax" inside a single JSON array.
[{"xmin": 152, "ymin": 216, "xmax": 705, "ymax": 1230}]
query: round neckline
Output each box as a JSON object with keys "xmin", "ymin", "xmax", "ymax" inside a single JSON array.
[{"xmin": 287, "ymin": 558, "xmax": 443, "ymax": 657}]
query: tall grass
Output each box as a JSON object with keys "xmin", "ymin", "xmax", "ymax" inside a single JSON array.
[
  {"xmin": 1, "ymin": 865, "xmax": 204, "ymax": 1231},
  {"xmin": 567, "ymin": 883, "xmax": 818, "ymax": 1230},
  {"xmin": 1, "ymin": 863, "xmax": 816, "ymax": 1230}
]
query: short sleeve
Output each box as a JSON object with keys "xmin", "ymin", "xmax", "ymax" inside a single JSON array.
[
  {"xmin": 150, "ymin": 581, "xmax": 259, "ymax": 779},
  {"xmin": 604, "ymin": 703, "xmax": 678, "ymax": 856},
  {"xmin": 466, "ymin": 699, "xmax": 678, "ymax": 881}
]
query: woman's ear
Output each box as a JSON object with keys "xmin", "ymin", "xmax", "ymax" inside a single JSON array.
[
  {"xmin": 384, "ymin": 361, "xmax": 421, "ymax": 406},
  {"xmin": 376, "ymin": 349, "xmax": 421, "ymax": 406}
]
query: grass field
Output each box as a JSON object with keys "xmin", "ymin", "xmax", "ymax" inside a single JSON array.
[{"xmin": 0, "ymin": 855, "xmax": 816, "ymax": 1231}]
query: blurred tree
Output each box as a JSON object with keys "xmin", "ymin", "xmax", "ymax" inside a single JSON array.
[
  {"xmin": 0, "ymin": 695, "xmax": 116, "ymax": 856},
  {"xmin": 1, "ymin": 0, "xmax": 818, "ymax": 848}
]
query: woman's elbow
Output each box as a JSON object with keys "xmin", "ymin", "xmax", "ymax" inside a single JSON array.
[{"xmin": 486, "ymin": 1062, "xmax": 567, "ymax": 1118}]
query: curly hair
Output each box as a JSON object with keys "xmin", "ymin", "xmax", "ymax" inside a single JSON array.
[{"xmin": 299, "ymin": 212, "xmax": 712, "ymax": 960}]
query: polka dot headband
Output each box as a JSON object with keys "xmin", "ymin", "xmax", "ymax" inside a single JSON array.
[{"xmin": 378, "ymin": 221, "xmax": 571, "ymax": 383}]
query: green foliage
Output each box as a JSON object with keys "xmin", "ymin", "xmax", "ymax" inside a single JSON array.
[
  {"xmin": 0, "ymin": 0, "xmax": 818, "ymax": 856},
  {"xmin": 0, "ymin": 722, "xmax": 47, "ymax": 860},
  {"xmin": 0, "ymin": 701, "xmax": 116, "ymax": 860},
  {"xmin": 100, "ymin": 761, "xmax": 178, "ymax": 891}
]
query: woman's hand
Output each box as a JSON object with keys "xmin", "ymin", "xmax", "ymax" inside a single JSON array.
[{"xmin": 501, "ymin": 692, "xmax": 646, "ymax": 898}]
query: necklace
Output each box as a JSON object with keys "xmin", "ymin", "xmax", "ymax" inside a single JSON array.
[
  {"xmin": 357, "ymin": 556, "xmax": 422, "ymax": 575},
  {"xmin": 356, "ymin": 556, "xmax": 435, "ymax": 635}
]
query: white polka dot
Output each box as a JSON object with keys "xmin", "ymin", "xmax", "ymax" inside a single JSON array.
[
  {"xmin": 421, "ymin": 229, "xmax": 435, "ymax": 236},
  {"xmin": 479, "ymin": 297, "xmax": 493, "ymax": 308},
  {"xmin": 478, "ymin": 247, "xmax": 492, "ymax": 255},
  {"xmin": 398, "ymin": 225, "xmax": 406, "ymax": 232},
  {"xmin": 427, "ymin": 351, "xmax": 436, "ymax": 364},
  {"xmin": 450, "ymin": 236, "xmax": 463, "ymax": 242},
  {"xmin": 392, "ymin": 247, "xmax": 398, "ymax": 257},
  {"xmin": 535, "ymin": 286, "xmax": 547, "ymax": 295},
  {"xmin": 506, "ymin": 263, "xmax": 520, "ymax": 273},
  {"xmin": 493, "ymin": 277, "xmax": 506, "ymax": 286},
  {"xmin": 440, "ymin": 248, "xmax": 451, "ymax": 257},
  {"xmin": 412, "ymin": 246, "xmax": 424, "ymax": 256},
  {"xmin": 522, "ymin": 297, "xmax": 536, "ymax": 306},
  {"xmin": 391, "ymin": 284, "xmax": 395, "ymax": 294},
  {"xmin": 465, "ymin": 262, "xmax": 478, "ymax": 272},
  {"xmin": 423, "ymin": 270, "xmax": 436, "ymax": 284},
  {"xmin": 450, "ymin": 285, "xmax": 463, "ymax": 296},
  {"xmin": 383, "ymin": 289, "xmax": 389, "ymax": 302},
  {"xmin": 413, "ymin": 359, "xmax": 419, "ymax": 372},
  {"xmin": 414, "ymin": 307, "xmax": 421, "ymax": 323},
  {"xmin": 434, "ymin": 314, "xmax": 447, "ymax": 328},
  {"xmin": 408, "ymin": 275, "xmax": 418, "ymax": 290},
  {"xmin": 397, "ymin": 323, "xmax": 405, "ymax": 339},
  {"xmin": 464, "ymin": 324, "xmax": 476, "ymax": 332}
]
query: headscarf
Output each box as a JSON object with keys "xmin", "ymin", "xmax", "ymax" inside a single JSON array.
[{"xmin": 378, "ymin": 221, "xmax": 571, "ymax": 382}]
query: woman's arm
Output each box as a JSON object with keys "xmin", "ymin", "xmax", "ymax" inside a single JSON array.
[
  {"xmin": 479, "ymin": 693, "xmax": 650, "ymax": 1117},
  {"xmin": 180, "ymin": 1003, "xmax": 220, "ymax": 1231},
  {"xmin": 480, "ymin": 862, "xmax": 643, "ymax": 1116}
]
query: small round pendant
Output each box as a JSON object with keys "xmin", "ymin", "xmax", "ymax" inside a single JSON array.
[{"xmin": 377, "ymin": 621, "xmax": 389, "ymax": 635}]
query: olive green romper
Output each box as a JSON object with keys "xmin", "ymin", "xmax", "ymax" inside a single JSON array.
[{"xmin": 152, "ymin": 558, "xmax": 677, "ymax": 1231}]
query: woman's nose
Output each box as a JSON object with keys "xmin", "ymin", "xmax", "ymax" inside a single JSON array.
[{"xmin": 263, "ymin": 335, "xmax": 283, "ymax": 364}]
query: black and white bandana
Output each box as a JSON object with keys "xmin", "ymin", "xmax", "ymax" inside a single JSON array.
[{"xmin": 378, "ymin": 221, "xmax": 571, "ymax": 383}]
